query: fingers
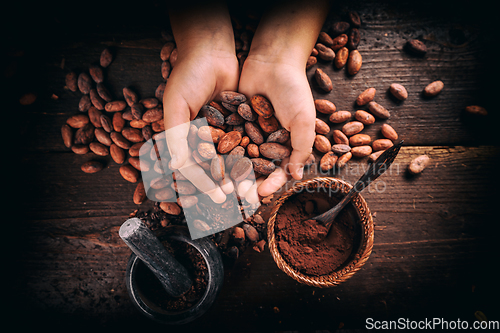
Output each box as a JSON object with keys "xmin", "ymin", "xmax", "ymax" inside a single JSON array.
[
  {"xmin": 287, "ymin": 110, "xmax": 315, "ymax": 180},
  {"xmin": 257, "ymin": 158, "xmax": 292, "ymax": 197}
]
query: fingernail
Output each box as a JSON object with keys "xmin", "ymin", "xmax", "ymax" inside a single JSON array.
[{"xmin": 297, "ymin": 167, "xmax": 304, "ymax": 179}]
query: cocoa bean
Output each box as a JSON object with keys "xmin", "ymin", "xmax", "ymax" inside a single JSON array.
[
  {"xmin": 159, "ymin": 202, "xmax": 181, "ymax": 216},
  {"xmin": 96, "ymin": 83, "xmax": 113, "ymax": 102},
  {"xmin": 151, "ymin": 119, "xmax": 165, "ymax": 132},
  {"xmin": 100, "ymin": 48, "xmax": 113, "ymax": 68},
  {"xmin": 81, "ymin": 161, "xmax": 103, "ymax": 173},
  {"xmin": 111, "ymin": 112, "xmax": 125, "ymax": 132},
  {"xmin": 245, "ymin": 122, "xmax": 264, "ymax": 145},
  {"xmin": 389, "ymin": 83, "xmax": 408, "ymax": 100},
  {"xmin": 233, "ymin": 227, "xmax": 245, "ymax": 243},
  {"xmin": 65, "ymin": 72, "xmax": 78, "ymax": 92},
  {"xmin": 251, "ymin": 158, "xmax": 275, "ymax": 175},
  {"xmin": 87, "ymin": 107, "xmax": 102, "ymax": 128},
  {"xmin": 356, "ymin": 87, "xmax": 376, "ymax": 106},
  {"xmin": 318, "ymin": 31, "xmax": 333, "ymax": 47},
  {"xmin": 169, "ymin": 48, "xmax": 178, "ymax": 66},
  {"xmin": 123, "ymin": 87, "xmax": 139, "ymax": 107},
  {"xmin": 140, "ymin": 97, "xmax": 159, "ymax": 109},
  {"xmin": 408, "ymin": 155, "xmax": 430, "ymax": 174},
  {"xmin": 240, "ymin": 136, "xmax": 250, "ymax": 148},
  {"xmin": 160, "ymin": 42, "xmax": 175, "ymax": 61},
  {"xmin": 336, "ymin": 151, "xmax": 352, "ymax": 168},
  {"xmin": 130, "ymin": 119, "xmax": 148, "ymax": 129},
  {"xmin": 220, "ymin": 91, "xmax": 247, "ymax": 106},
  {"xmin": 129, "ymin": 157, "xmax": 150, "ymax": 172},
  {"xmin": 315, "ymin": 118, "xmax": 330, "ymax": 135},
  {"xmin": 372, "ymin": 139, "xmax": 394, "ymax": 151},
  {"xmin": 226, "ymin": 146, "xmax": 245, "ymax": 169},
  {"xmin": 89, "ymin": 64, "xmax": 104, "ymax": 83},
  {"xmin": 72, "ymin": 145, "xmax": 89, "ymax": 154},
  {"xmin": 161, "ymin": 61, "xmax": 171, "ymax": 80},
  {"xmin": 253, "ymin": 239, "xmax": 266, "ymax": 252},
  {"xmin": 218, "ymin": 131, "xmax": 242, "ymax": 154},
  {"xmin": 306, "ymin": 56, "xmax": 317, "ymax": 69},
  {"xmin": 250, "ymin": 94, "xmax": 274, "ymax": 118},
  {"xmin": 110, "ymin": 132, "xmax": 131, "ymax": 149},
  {"xmin": 348, "ymin": 11, "xmax": 361, "ymax": 28},
  {"xmin": 222, "ymin": 102, "xmax": 238, "ymax": 112},
  {"xmin": 330, "ymin": 21, "xmax": 350, "ymax": 36},
  {"xmin": 142, "ymin": 126, "xmax": 153, "ymax": 141},
  {"xmin": 198, "ymin": 142, "xmax": 217, "ymax": 159},
  {"xmin": 367, "ymin": 101, "xmax": 390, "ymax": 119},
  {"xmin": 89, "ymin": 142, "xmax": 109, "ymax": 156},
  {"xmin": 423, "ymin": 80, "xmax": 444, "ymax": 97},
  {"xmin": 120, "ymin": 165, "xmax": 139, "ymax": 183},
  {"xmin": 354, "ymin": 110, "xmax": 375, "ymax": 125},
  {"xmin": 89, "ymin": 88, "xmax": 105, "ymax": 110},
  {"xmin": 465, "ymin": 105, "xmax": 487, "ymax": 116},
  {"xmin": 331, "ymin": 144, "xmax": 351, "ymax": 155},
  {"xmin": 67, "ymin": 114, "xmax": 89, "ymax": 128},
  {"xmin": 315, "ymin": 99, "xmax": 336, "ymax": 114},
  {"xmin": 105, "ymin": 100, "xmax": 127, "ymax": 112},
  {"xmin": 258, "ymin": 115, "xmax": 280, "ymax": 133},
  {"xmin": 133, "ymin": 182, "xmax": 146, "ymax": 205},
  {"xmin": 341, "ymin": 121, "xmax": 364, "ymax": 136},
  {"xmin": 177, "ymin": 195, "xmax": 198, "ymax": 208},
  {"xmin": 237, "ymin": 102, "xmax": 257, "ymax": 121},
  {"xmin": 247, "ymin": 143, "xmax": 259, "ymax": 158},
  {"xmin": 381, "ymin": 124, "xmax": 398, "ymax": 141},
  {"xmin": 155, "ymin": 82, "xmax": 166, "ymax": 101},
  {"xmin": 315, "ymin": 43, "xmax": 335, "ymax": 61},
  {"xmin": 225, "ymin": 112, "xmax": 245, "ymax": 126},
  {"xmin": 230, "ymin": 157, "xmax": 253, "ymax": 181},
  {"xmin": 129, "ymin": 142, "xmax": 146, "ymax": 157},
  {"xmin": 95, "ymin": 128, "xmax": 112, "ymax": 146},
  {"xmin": 259, "ymin": 143, "xmax": 291, "ymax": 160},
  {"xmin": 79, "ymin": 95, "xmax": 92, "ymax": 112},
  {"xmin": 142, "ymin": 107, "xmax": 162, "ymax": 123},
  {"xmin": 351, "ymin": 145, "xmax": 372, "ymax": 158},
  {"xmin": 74, "ymin": 123, "xmax": 95, "ymax": 145},
  {"xmin": 334, "ymin": 47, "xmax": 349, "ymax": 69},
  {"xmin": 368, "ymin": 150, "xmax": 385, "ymax": 163},
  {"xmin": 131, "ymin": 103, "xmax": 144, "ymax": 120},
  {"xmin": 200, "ymin": 104, "xmax": 225, "ymax": 127},
  {"xmin": 349, "ymin": 133, "xmax": 371, "ymax": 146},
  {"xmin": 329, "ymin": 111, "xmax": 352, "ymax": 124},
  {"xmin": 100, "ymin": 114, "xmax": 113, "ymax": 132},
  {"xmin": 405, "ymin": 39, "xmax": 427, "ymax": 56},
  {"xmin": 150, "ymin": 177, "xmax": 170, "ymax": 189},
  {"xmin": 314, "ymin": 134, "xmax": 331, "ymax": 153},
  {"xmin": 242, "ymin": 223, "xmax": 259, "ymax": 243},
  {"xmin": 197, "ymin": 126, "xmax": 225, "ymax": 143},
  {"xmin": 156, "ymin": 188, "xmax": 176, "ymax": 201},
  {"xmin": 347, "ymin": 50, "xmax": 362, "ymax": 75},
  {"xmin": 331, "ymin": 34, "xmax": 348, "ymax": 51},
  {"xmin": 315, "ymin": 68, "xmax": 333, "ymax": 92},
  {"xmin": 347, "ymin": 28, "xmax": 360, "ymax": 50},
  {"xmin": 61, "ymin": 124, "xmax": 73, "ymax": 148},
  {"xmin": 320, "ymin": 151, "xmax": 338, "ymax": 172},
  {"xmin": 332, "ymin": 129, "xmax": 349, "ymax": 145},
  {"xmin": 210, "ymin": 154, "xmax": 225, "ymax": 181},
  {"xmin": 77, "ymin": 72, "xmax": 92, "ymax": 94},
  {"xmin": 266, "ymin": 128, "xmax": 290, "ymax": 144}
]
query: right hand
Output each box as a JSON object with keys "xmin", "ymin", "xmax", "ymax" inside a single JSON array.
[{"xmin": 163, "ymin": 47, "xmax": 239, "ymax": 203}]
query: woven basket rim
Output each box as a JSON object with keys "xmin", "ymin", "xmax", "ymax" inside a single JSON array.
[{"xmin": 267, "ymin": 177, "xmax": 374, "ymax": 287}]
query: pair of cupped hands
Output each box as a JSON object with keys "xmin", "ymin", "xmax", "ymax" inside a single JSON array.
[{"xmin": 162, "ymin": 1, "xmax": 328, "ymax": 204}]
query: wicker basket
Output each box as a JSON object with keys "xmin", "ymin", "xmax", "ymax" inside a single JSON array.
[{"xmin": 267, "ymin": 177, "xmax": 374, "ymax": 287}]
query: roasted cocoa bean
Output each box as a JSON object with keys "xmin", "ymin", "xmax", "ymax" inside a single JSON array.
[
  {"xmin": 133, "ymin": 182, "xmax": 147, "ymax": 205},
  {"xmin": 314, "ymin": 134, "xmax": 331, "ymax": 153},
  {"xmin": 348, "ymin": 11, "xmax": 361, "ymax": 28},
  {"xmin": 160, "ymin": 42, "xmax": 175, "ymax": 61},
  {"xmin": 161, "ymin": 61, "xmax": 171, "ymax": 80},
  {"xmin": 120, "ymin": 165, "xmax": 140, "ymax": 183},
  {"xmin": 341, "ymin": 121, "xmax": 364, "ymax": 136},
  {"xmin": 465, "ymin": 105, "xmax": 487, "ymax": 116},
  {"xmin": 331, "ymin": 34, "xmax": 348, "ymax": 51},
  {"xmin": 423, "ymin": 80, "xmax": 444, "ymax": 97},
  {"xmin": 245, "ymin": 121, "xmax": 264, "ymax": 144},
  {"xmin": 100, "ymin": 114, "xmax": 113, "ymax": 132},
  {"xmin": 225, "ymin": 112, "xmax": 245, "ymax": 126},
  {"xmin": 349, "ymin": 133, "xmax": 371, "ymax": 146},
  {"xmin": 408, "ymin": 155, "xmax": 430, "ymax": 174},
  {"xmin": 372, "ymin": 139, "xmax": 393, "ymax": 151},
  {"xmin": 354, "ymin": 110, "xmax": 375, "ymax": 125},
  {"xmin": 218, "ymin": 131, "xmax": 242, "ymax": 154},
  {"xmin": 251, "ymin": 158, "xmax": 276, "ymax": 176},
  {"xmin": 198, "ymin": 142, "xmax": 217, "ymax": 159},
  {"xmin": 72, "ymin": 145, "xmax": 89, "ymax": 154},
  {"xmin": 61, "ymin": 124, "xmax": 73, "ymax": 148},
  {"xmin": 259, "ymin": 143, "xmax": 291, "ymax": 160},
  {"xmin": 129, "ymin": 156, "xmax": 149, "ymax": 172},
  {"xmin": 226, "ymin": 146, "xmax": 245, "ymax": 169},
  {"xmin": 89, "ymin": 88, "xmax": 106, "ymax": 110},
  {"xmin": 200, "ymin": 104, "xmax": 225, "ymax": 127},
  {"xmin": 74, "ymin": 123, "xmax": 95, "ymax": 145},
  {"xmin": 381, "ymin": 124, "xmax": 398, "ymax": 141},
  {"xmin": 79, "ymin": 95, "xmax": 92, "ymax": 112},
  {"xmin": 258, "ymin": 115, "xmax": 280, "ymax": 133},
  {"xmin": 77, "ymin": 72, "xmax": 92, "ymax": 94},
  {"xmin": 367, "ymin": 101, "xmax": 390, "ymax": 119},
  {"xmin": 329, "ymin": 111, "xmax": 352, "ymax": 123},
  {"xmin": 159, "ymin": 202, "xmax": 181, "ymax": 215},
  {"xmin": 266, "ymin": 128, "xmax": 290, "ymax": 144},
  {"xmin": 140, "ymin": 97, "xmax": 159, "ymax": 109},
  {"xmin": 96, "ymin": 83, "xmax": 113, "ymax": 102},
  {"xmin": 89, "ymin": 142, "xmax": 109, "ymax": 156},
  {"xmin": 347, "ymin": 50, "xmax": 362, "ymax": 75},
  {"xmin": 315, "ymin": 99, "xmax": 336, "ymax": 114},
  {"xmin": 220, "ymin": 91, "xmax": 247, "ymax": 106},
  {"xmin": 67, "ymin": 114, "xmax": 89, "ymax": 128},
  {"xmin": 351, "ymin": 145, "xmax": 372, "ymax": 158},
  {"xmin": 230, "ymin": 157, "xmax": 253, "ymax": 181},
  {"xmin": 330, "ymin": 21, "xmax": 350, "ymax": 36},
  {"xmin": 315, "ymin": 43, "xmax": 335, "ymax": 61},
  {"xmin": 142, "ymin": 107, "xmax": 162, "ymax": 123},
  {"xmin": 65, "ymin": 72, "xmax": 78, "ymax": 92},
  {"xmin": 320, "ymin": 151, "xmax": 338, "ymax": 172},
  {"xmin": 95, "ymin": 128, "xmax": 112, "ymax": 146},
  {"xmin": 89, "ymin": 64, "xmax": 104, "ymax": 83},
  {"xmin": 105, "ymin": 100, "xmax": 127, "ymax": 112},
  {"xmin": 315, "ymin": 68, "xmax": 333, "ymax": 92},
  {"xmin": 405, "ymin": 39, "xmax": 427, "ymax": 56},
  {"xmin": 100, "ymin": 48, "xmax": 113, "ymax": 68},
  {"xmin": 122, "ymin": 127, "xmax": 143, "ymax": 143},
  {"xmin": 131, "ymin": 103, "xmax": 144, "ymax": 120},
  {"xmin": 210, "ymin": 154, "xmax": 225, "ymax": 181},
  {"xmin": 81, "ymin": 161, "xmax": 103, "ymax": 173},
  {"xmin": 306, "ymin": 56, "xmax": 317, "ymax": 70},
  {"xmin": 247, "ymin": 143, "xmax": 259, "ymax": 158},
  {"xmin": 368, "ymin": 150, "xmax": 385, "ymax": 163},
  {"xmin": 318, "ymin": 31, "xmax": 334, "ymax": 47},
  {"xmin": 250, "ymin": 94, "xmax": 274, "ymax": 118},
  {"xmin": 356, "ymin": 87, "xmax": 376, "ymax": 106},
  {"xmin": 332, "ymin": 129, "xmax": 349, "ymax": 145},
  {"xmin": 315, "ymin": 118, "xmax": 330, "ymax": 135},
  {"xmin": 334, "ymin": 47, "xmax": 349, "ymax": 69},
  {"xmin": 331, "ymin": 144, "xmax": 351, "ymax": 155},
  {"xmin": 237, "ymin": 102, "xmax": 257, "ymax": 121},
  {"xmin": 389, "ymin": 83, "xmax": 408, "ymax": 100},
  {"xmin": 336, "ymin": 151, "xmax": 352, "ymax": 168},
  {"xmin": 123, "ymin": 87, "xmax": 139, "ymax": 107},
  {"xmin": 110, "ymin": 132, "xmax": 131, "ymax": 149}
]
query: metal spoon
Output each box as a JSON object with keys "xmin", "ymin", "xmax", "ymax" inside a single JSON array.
[{"xmin": 310, "ymin": 140, "xmax": 404, "ymax": 234}]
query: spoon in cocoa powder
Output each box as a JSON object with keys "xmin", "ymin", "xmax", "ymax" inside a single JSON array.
[{"xmin": 306, "ymin": 141, "xmax": 404, "ymax": 239}]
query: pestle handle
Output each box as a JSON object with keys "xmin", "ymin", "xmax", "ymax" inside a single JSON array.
[{"xmin": 119, "ymin": 218, "xmax": 193, "ymax": 297}]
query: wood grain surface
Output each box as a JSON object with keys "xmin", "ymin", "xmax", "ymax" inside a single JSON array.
[{"xmin": 8, "ymin": 0, "xmax": 500, "ymax": 331}]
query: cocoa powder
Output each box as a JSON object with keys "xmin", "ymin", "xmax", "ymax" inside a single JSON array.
[{"xmin": 275, "ymin": 191, "xmax": 357, "ymax": 276}]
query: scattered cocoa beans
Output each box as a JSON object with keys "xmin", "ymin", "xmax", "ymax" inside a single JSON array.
[
  {"xmin": 381, "ymin": 124, "xmax": 398, "ymax": 141},
  {"xmin": 367, "ymin": 101, "xmax": 390, "ymax": 119},
  {"xmin": 465, "ymin": 105, "xmax": 487, "ymax": 116},
  {"xmin": 81, "ymin": 161, "xmax": 104, "ymax": 173},
  {"xmin": 329, "ymin": 111, "xmax": 352, "ymax": 123},
  {"xmin": 423, "ymin": 80, "xmax": 444, "ymax": 97},
  {"xmin": 356, "ymin": 87, "xmax": 376, "ymax": 106},
  {"xmin": 347, "ymin": 50, "xmax": 362, "ymax": 75},
  {"xmin": 315, "ymin": 99, "xmax": 336, "ymax": 114},
  {"xmin": 320, "ymin": 151, "xmax": 338, "ymax": 171},
  {"xmin": 354, "ymin": 110, "xmax": 375, "ymax": 125},
  {"xmin": 389, "ymin": 83, "xmax": 408, "ymax": 100},
  {"xmin": 315, "ymin": 68, "xmax": 333, "ymax": 92},
  {"xmin": 351, "ymin": 145, "xmax": 372, "ymax": 158},
  {"xmin": 342, "ymin": 121, "xmax": 364, "ymax": 136},
  {"xmin": 405, "ymin": 39, "xmax": 427, "ymax": 56}
]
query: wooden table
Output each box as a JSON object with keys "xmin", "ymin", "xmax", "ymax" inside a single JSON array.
[{"xmin": 10, "ymin": 0, "xmax": 500, "ymax": 330}]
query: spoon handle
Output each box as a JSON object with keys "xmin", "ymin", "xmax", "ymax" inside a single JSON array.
[{"xmin": 318, "ymin": 140, "xmax": 404, "ymax": 229}]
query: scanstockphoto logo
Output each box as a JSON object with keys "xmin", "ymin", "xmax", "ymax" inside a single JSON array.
[{"xmin": 139, "ymin": 117, "xmax": 260, "ymax": 240}]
